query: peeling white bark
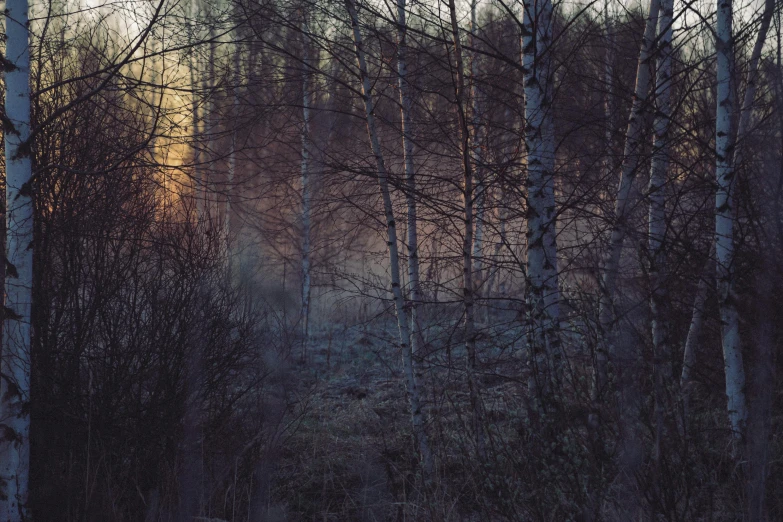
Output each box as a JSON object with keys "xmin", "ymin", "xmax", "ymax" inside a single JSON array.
[
  {"xmin": 301, "ymin": 13, "xmax": 313, "ymax": 360},
  {"xmin": 470, "ymin": 0, "xmax": 486, "ymax": 302},
  {"xmin": 345, "ymin": 0, "xmax": 433, "ymax": 474},
  {"xmin": 648, "ymin": 0, "xmax": 673, "ymax": 464},
  {"xmin": 522, "ymin": 0, "xmax": 561, "ymax": 401},
  {"xmin": 732, "ymin": 0, "xmax": 775, "ymax": 170},
  {"xmin": 681, "ymin": 251, "xmax": 714, "ymax": 415},
  {"xmin": 602, "ymin": 0, "xmax": 615, "ymax": 182},
  {"xmin": 1, "ymin": 0, "xmax": 32, "ymax": 518},
  {"xmin": 713, "ymin": 0, "xmax": 774, "ymax": 441},
  {"xmin": 595, "ymin": 0, "xmax": 660, "ymax": 395},
  {"xmin": 447, "ymin": 0, "xmax": 486, "ymax": 458},
  {"xmin": 396, "ymin": 0, "xmax": 424, "ymax": 364},
  {"xmin": 190, "ymin": 0, "xmax": 204, "ymax": 220},
  {"xmin": 714, "ymin": 0, "xmax": 746, "ymax": 441},
  {"xmin": 225, "ymin": 18, "xmax": 242, "ymax": 274}
]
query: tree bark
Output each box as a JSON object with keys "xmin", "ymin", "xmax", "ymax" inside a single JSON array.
[
  {"xmin": 300, "ymin": 12, "xmax": 313, "ymax": 362},
  {"xmin": 521, "ymin": 0, "xmax": 561, "ymax": 404},
  {"xmin": 681, "ymin": 250, "xmax": 714, "ymax": 416},
  {"xmin": 714, "ymin": 0, "xmax": 746, "ymax": 441},
  {"xmin": 1, "ymin": 0, "xmax": 32, "ymax": 518},
  {"xmin": 396, "ymin": 0, "xmax": 424, "ymax": 369},
  {"xmin": 602, "ymin": 0, "xmax": 615, "ymax": 183},
  {"xmin": 189, "ymin": 0, "xmax": 204, "ymax": 220},
  {"xmin": 595, "ymin": 0, "xmax": 660, "ymax": 399},
  {"xmin": 713, "ymin": 0, "xmax": 774, "ymax": 443},
  {"xmin": 648, "ymin": 0, "xmax": 674, "ymax": 465},
  {"xmin": 225, "ymin": 12, "xmax": 243, "ymax": 275},
  {"xmin": 447, "ymin": 0, "xmax": 486, "ymax": 458},
  {"xmin": 470, "ymin": 0, "xmax": 486, "ymax": 315},
  {"xmin": 345, "ymin": 0, "xmax": 433, "ymax": 475}
]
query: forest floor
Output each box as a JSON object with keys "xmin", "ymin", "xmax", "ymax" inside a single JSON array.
[{"xmin": 268, "ymin": 319, "xmax": 537, "ymax": 522}]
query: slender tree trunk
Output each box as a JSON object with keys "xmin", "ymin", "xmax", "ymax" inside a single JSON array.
[
  {"xmin": 681, "ymin": 250, "xmax": 714, "ymax": 416},
  {"xmin": 225, "ymin": 17, "xmax": 243, "ymax": 275},
  {"xmin": 470, "ymin": 0, "xmax": 486, "ymax": 316},
  {"xmin": 591, "ymin": 3, "xmax": 660, "ymax": 515},
  {"xmin": 345, "ymin": 0, "xmax": 433, "ymax": 475},
  {"xmin": 714, "ymin": 0, "xmax": 746, "ymax": 441},
  {"xmin": 522, "ymin": 0, "xmax": 561, "ymax": 403},
  {"xmin": 447, "ymin": 0, "xmax": 486, "ymax": 458},
  {"xmin": 300, "ymin": 13, "xmax": 313, "ymax": 362},
  {"xmin": 0, "ymin": 0, "xmax": 32, "ymax": 518},
  {"xmin": 591, "ymin": 0, "xmax": 614, "ymax": 425},
  {"xmin": 483, "ymin": 108, "xmax": 514, "ymax": 310},
  {"xmin": 595, "ymin": 0, "xmax": 660, "ymax": 398},
  {"xmin": 483, "ymin": 192, "xmax": 507, "ymax": 318},
  {"xmin": 205, "ymin": 21, "xmax": 218, "ymax": 221},
  {"xmin": 648, "ymin": 0, "xmax": 674, "ymax": 466},
  {"xmin": 189, "ymin": 0, "xmax": 204, "ymax": 220},
  {"xmin": 396, "ymin": 0, "xmax": 424, "ymax": 366},
  {"xmin": 713, "ymin": 0, "xmax": 774, "ymax": 443},
  {"xmin": 731, "ymin": 0, "xmax": 775, "ymax": 172},
  {"xmin": 602, "ymin": 0, "xmax": 615, "ymax": 181}
]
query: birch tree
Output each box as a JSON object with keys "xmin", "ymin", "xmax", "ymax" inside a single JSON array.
[
  {"xmin": 647, "ymin": 0, "xmax": 673, "ymax": 462},
  {"xmin": 680, "ymin": 251, "xmax": 714, "ymax": 415},
  {"xmin": 521, "ymin": 0, "xmax": 561, "ymax": 403},
  {"xmin": 345, "ymin": 0, "xmax": 433, "ymax": 475},
  {"xmin": 300, "ymin": 10, "xmax": 313, "ymax": 360},
  {"xmin": 595, "ymin": 0, "xmax": 660, "ymax": 396},
  {"xmin": 225, "ymin": 7, "xmax": 244, "ymax": 272},
  {"xmin": 713, "ymin": 0, "xmax": 775, "ymax": 441},
  {"xmin": 0, "ymin": 0, "xmax": 32, "ymax": 517},
  {"xmin": 470, "ymin": 0, "xmax": 486, "ymax": 306},
  {"xmin": 395, "ymin": 0, "xmax": 425, "ymax": 369},
  {"xmin": 447, "ymin": 0, "xmax": 486, "ymax": 457},
  {"xmin": 714, "ymin": 0, "xmax": 746, "ymax": 443},
  {"xmin": 602, "ymin": 0, "xmax": 615, "ymax": 183},
  {"xmin": 189, "ymin": 0, "xmax": 205, "ymax": 219}
]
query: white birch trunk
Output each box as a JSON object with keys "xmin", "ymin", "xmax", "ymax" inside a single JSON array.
[
  {"xmin": 712, "ymin": 0, "xmax": 774, "ymax": 441},
  {"xmin": 522, "ymin": 0, "xmax": 561, "ymax": 402},
  {"xmin": 470, "ymin": 0, "xmax": 486, "ymax": 304},
  {"xmin": 345, "ymin": 0, "xmax": 433, "ymax": 475},
  {"xmin": 396, "ymin": 0, "xmax": 420, "ymax": 354},
  {"xmin": 648, "ymin": 0, "xmax": 674, "ymax": 465},
  {"xmin": 483, "ymin": 194, "xmax": 507, "ymax": 315},
  {"xmin": 225, "ymin": 15, "xmax": 243, "ymax": 275},
  {"xmin": 205, "ymin": 23, "xmax": 218, "ymax": 221},
  {"xmin": 594, "ymin": 0, "xmax": 613, "ymax": 410},
  {"xmin": 681, "ymin": 0, "xmax": 773, "ymax": 420},
  {"xmin": 681, "ymin": 251, "xmax": 714, "ymax": 415},
  {"xmin": 732, "ymin": 0, "xmax": 775, "ymax": 170},
  {"xmin": 300, "ymin": 14, "xmax": 313, "ymax": 361},
  {"xmin": 602, "ymin": 0, "xmax": 615, "ymax": 180},
  {"xmin": 714, "ymin": 0, "xmax": 746, "ymax": 440},
  {"xmin": 595, "ymin": 0, "xmax": 660, "ymax": 395},
  {"xmin": 189, "ymin": 0, "xmax": 204, "ymax": 220},
  {"xmin": 447, "ymin": 0, "xmax": 486, "ymax": 457},
  {"xmin": 395, "ymin": 0, "xmax": 428, "ymax": 384},
  {"xmin": 0, "ymin": 0, "xmax": 32, "ymax": 518}
]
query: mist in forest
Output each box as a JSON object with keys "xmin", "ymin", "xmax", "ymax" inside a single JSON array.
[{"xmin": 0, "ymin": 0, "xmax": 781, "ymax": 520}]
